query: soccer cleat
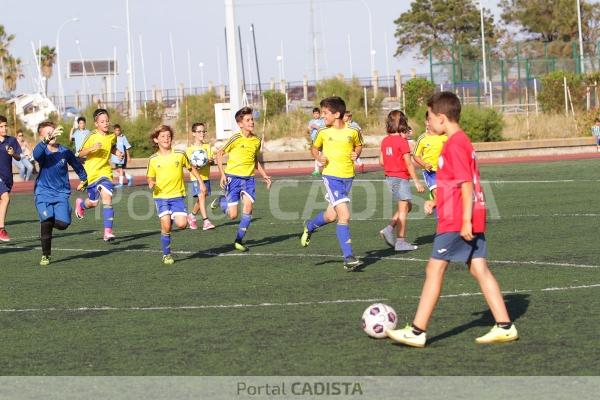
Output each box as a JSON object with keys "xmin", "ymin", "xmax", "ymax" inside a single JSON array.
[
  {"xmin": 127, "ymin": 178, "xmax": 134, "ymax": 187},
  {"xmin": 395, "ymin": 239, "xmax": 418, "ymax": 252},
  {"xmin": 234, "ymin": 240, "xmax": 249, "ymax": 252},
  {"xmin": 75, "ymin": 198, "xmax": 85, "ymax": 219},
  {"xmin": 386, "ymin": 325, "xmax": 427, "ymax": 348},
  {"xmin": 475, "ymin": 324, "xmax": 519, "ymax": 344},
  {"xmin": 103, "ymin": 231, "xmax": 116, "ymax": 242},
  {"xmin": 39, "ymin": 255, "xmax": 51, "ymax": 266},
  {"xmin": 343, "ymin": 256, "xmax": 364, "ymax": 272},
  {"xmin": 187, "ymin": 214, "xmax": 198, "ymax": 230},
  {"xmin": 0, "ymin": 228, "xmax": 10, "ymax": 242},
  {"xmin": 300, "ymin": 225, "xmax": 311, "ymax": 247},
  {"xmin": 311, "ymin": 171, "xmax": 319, "ymax": 176},
  {"xmin": 162, "ymin": 254, "xmax": 175, "ymax": 265},
  {"xmin": 202, "ymin": 219, "xmax": 216, "ymax": 231},
  {"xmin": 210, "ymin": 195, "xmax": 224, "ymax": 210},
  {"xmin": 379, "ymin": 226, "xmax": 395, "ymax": 248}
]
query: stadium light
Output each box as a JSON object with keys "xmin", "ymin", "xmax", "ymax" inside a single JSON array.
[
  {"xmin": 479, "ymin": 1, "xmax": 488, "ymax": 96},
  {"xmin": 359, "ymin": 0, "xmax": 375, "ymax": 78},
  {"xmin": 576, "ymin": 0, "xmax": 585, "ymax": 73},
  {"xmin": 56, "ymin": 17, "xmax": 79, "ymax": 115}
]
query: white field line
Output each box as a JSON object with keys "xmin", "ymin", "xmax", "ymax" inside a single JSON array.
[
  {"xmin": 1, "ymin": 284, "xmax": 599, "ymax": 314},
  {"xmin": 5, "ymin": 245, "xmax": 600, "ymax": 269}
]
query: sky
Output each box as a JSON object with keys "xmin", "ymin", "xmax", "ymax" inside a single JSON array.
[{"xmin": 2, "ymin": 0, "xmax": 504, "ymax": 98}]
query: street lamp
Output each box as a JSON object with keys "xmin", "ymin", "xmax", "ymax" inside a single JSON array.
[
  {"xmin": 111, "ymin": 22, "xmax": 136, "ymax": 117},
  {"xmin": 576, "ymin": 0, "xmax": 585, "ymax": 73},
  {"xmin": 479, "ymin": 0, "xmax": 488, "ymax": 95},
  {"xmin": 56, "ymin": 17, "xmax": 79, "ymax": 115},
  {"xmin": 359, "ymin": 0, "xmax": 375, "ymax": 78},
  {"xmin": 198, "ymin": 62, "xmax": 205, "ymax": 92}
]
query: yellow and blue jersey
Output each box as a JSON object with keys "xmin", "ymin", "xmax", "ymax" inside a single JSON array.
[
  {"xmin": 413, "ymin": 133, "xmax": 448, "ymax": 172},
  {"xmin": 186, "ymin": 143, "xmax": 213, "ymax": 181},
  {"xmin": 80, "ymin": 130, "xmax": 117, "ymax": 184},
  {"xmin": 146, "ymin": 150, "xmax": 191, "ymax": 199},
  {"xmin": 222, "ymin": 132, "xmax": 261, "ymax": 177},
  {"xmin": 313, "ymin": 126, "xmax": 363, "ymax": 178}
]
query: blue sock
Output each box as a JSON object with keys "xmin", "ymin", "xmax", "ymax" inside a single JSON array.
[
  {"xmin": 103, "ymin": 206, "xmax": 114, "ymax": 229},
  {"xmin": 306, "ymin": 211, "xmax": 328, "ymax": 233},
  {"xmin": 219, "ymin": 195, "xmax": 228, "ymax": 214},
  {"xmin": 235, "ymin": 213, "xmax": 252, "ymax": 242},
  {"xmin": 81, "ymin": 201, "xmax": 88, "ymax": 210},
  {"xmin": 161, "ymin": 233, "xmax": 171, "ymax": 255},
  {"xmin": 336, "ymin": 223, "xmax": 353, "ymax": 259}
]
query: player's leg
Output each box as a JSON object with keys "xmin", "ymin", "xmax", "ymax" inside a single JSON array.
[
  {"xmin": 199, "ymin": 181, "xmax": 215, "ymax": 230},
  {"xmin": 0, "ymin": 189, "xmax": 10, "ymax": 241},
  {"xmin": 233, "ymin": 180, "xmax": 255, "ymax": 251},
  {"xmin": 171, "ymin": 197, "xmax": 189, "ymax": 230},
  {"xmin": 160, "ymin": 214, "xmax": 175, "ymax": 265},
  {"xmin": 333, "ymin": 201, "xmax": 360, "ymax": 271},
  {"xmin": 99, "ymin": 180, "xmax": 115, "ymax": 241},
  {"xmin": 187, "ymin": 181, "xmax": 200, "ymax": 230},
  {"xmin": 394, "ymin": 200, "xmax": 417, "ymax": 251},
  {"xmin": 124, "ymin": 166, "xmax": 133, "ymax": 187},
  {"xmin": 301, "ymin": 176, "xmax": 339, "ymax": 247}
]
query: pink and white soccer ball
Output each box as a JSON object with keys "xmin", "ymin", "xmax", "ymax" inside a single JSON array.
[{"xmin": 361, "ymin": 303, "xmax": 398, "ymax": 338}]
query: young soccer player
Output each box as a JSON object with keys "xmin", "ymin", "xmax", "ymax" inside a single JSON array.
[
  {"xmin": 186, "ymin": 122, "xmax": 215, "ymax": 231},
  {"xmin": 343, "ymin": 111, "xmax": 365, "ymax": 173},
  {"xmin": 592, "ymin": 118, "xmax": 600, "ymax": 152},
  {"xmin": 111, "ymin": 124, "xmax": 133, "ymax": 188},
  {"xmin": 412, "ymin": 111, "xmax": 448, "ymax": 201},
  {"xmin": 74, "ymin": 109, "xmax": 124, "ymax": 242},
  {"xmin": 70, "ymin": 116, "xmax": 89, "ymax": 157},
  {"xmin": 33, "ymin": 122, "xmax": 88, "ymax": 266},
  {"xmin": 387, "ymin": 92, "xmax": 518, "ymax": 347},
  {"xmin": 147, "ymin": 125, "xmax": 207, "ymax": 265},
  {"xmin": 300, "ymin": 96, "xmax": 364, "ymax": 271},
  {"xmin": 307, "ymin": 107, "xmax": 325, "ymax": 176},
  {"xmin": 0, "ymin": 115, "xmax": 22, "ymax": 242},
  {"xmin": 378, "ymin": 110, "xmax": 425, "ymax": 251},
  {"xmin": 211, "ymin": 107, "xmax": 271, "ymax": 252}
]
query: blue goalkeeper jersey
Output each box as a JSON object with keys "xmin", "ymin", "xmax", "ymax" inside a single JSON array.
[{"xmin": 33, "ymin": 141, "xmax": 87, "ymax": 200}]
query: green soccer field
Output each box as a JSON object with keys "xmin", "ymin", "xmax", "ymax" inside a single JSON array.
[{"xmin": 1, "ymin": 159, "xmax": 599, "ymax": 375}]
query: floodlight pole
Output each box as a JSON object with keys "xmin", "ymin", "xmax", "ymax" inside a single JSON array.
[
  {"xmin": 125, "ymin": 0, "xmax": 136, "ymax": 118},
  {"xmin": 225, "ymin": 0, "xmax": 241, "ymax": 116},
  {"xmin": 480, "ymin": 0, "xmax": 488, "ymax": 95},
  {"xmin": 359, "ymin": 0, "xmax": 375, "ymax": 78},
  {"xmin": 56, "ymin": 17, "xmax": 79, "ymax": 115},
  {"xmin": 576, "ymin": 0, "xmax": 585, "ymax": 73}
]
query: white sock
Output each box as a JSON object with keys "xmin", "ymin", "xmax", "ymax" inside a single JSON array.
[
  {"xmin": 119, "ymin": 176, "xmax": 124, "ymax": 184},
  {"xmin": 125, "ymin": 173, "xmax": 132, "ymax": 180}
]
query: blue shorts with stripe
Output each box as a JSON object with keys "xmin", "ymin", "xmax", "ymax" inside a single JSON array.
[
  {"xmin": 431, "ymin": 232, "xmax": 487, "ymax": 263},
  {"xmin": 190, "ymin": 180, "xmax": 212, "ymax": 197},
  {"xmin": 87, "ymin": 177, "xmax": 114, "ymax": 202},
  {"xmin": 422, "ymin": 170, "xmax": 438, "ymax": 191},
  {"xmin": 225, "ymin": 174, "xmax": 256, "ymax": 205},
  {"xmin": 322, "ymin": 175, "xmax": 353, "ymax": 206},
  {"xmin": 0, "ymin": 178, "xmax": 11, "ymax": 195},
  {"xmin": 154, "ymin": 197, "xmax": 187, "ymax": 219},
  {"xmin": 35, "ymin": 196, "xmax": 72, "ymax": 224}
]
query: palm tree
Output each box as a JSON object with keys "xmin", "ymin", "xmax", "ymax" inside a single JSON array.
[
  {"xmin": 39, "ymin": 45, "xmax": 56, "ymax": 96},
  {"xmin": 0, "ymin": 25, "xmax": 15, "ymax": 62},
  {"xmin": 2, "ymin": 55, "xmax": 23, "ymax": 94}
]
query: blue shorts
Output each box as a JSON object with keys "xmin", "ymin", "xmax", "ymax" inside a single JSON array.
[
  {"xmin": 431, "ymin": 232, "xmax": 487, "ymax": 263},
  {"xmin": 87, "ymin": 177, "xmax": 114, "ymax": 202},
  {"xmin": 0, "ymin": 178, "xmax": 11, "ymax": 195},
  {"xmin": 190, "ymin": 180, "xmax": 212, "ymax": 197},
  {"xmin": 154, "ymin": 197, "xmax": 188, "ymax": 219},
  {"xmin": 422, "ymin": 170, "xmax": 437, "ymax": 191},
  {"xmin": 386, "ymin": 176, "xmax": 412, "ymax": 202},
  {"xmin": 35, "ymin": 196, "xmax": 72, "ymax": 224},
  {"xmin": 596, "ymin": 137, "xmax": 600, "ymax": 145},
  {"xmin": 322, "ymin": 175, "xmax": 353, "ymax": 206},
  {"xmin": 225, "ymin": 175, "xmax": 256, "ymax": 205}
]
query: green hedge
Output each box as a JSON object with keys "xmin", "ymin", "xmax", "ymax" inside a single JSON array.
[
  {"xmin": 538, "ymin": 71, "xmax": 585, "ymax": 114},
  {"xmin": 460, "ymin": 106, "xmax": 504, "ymax": 142},
  {"xmin": 404, "ymin": 78, "xmax": 435, "ymax": 117}
]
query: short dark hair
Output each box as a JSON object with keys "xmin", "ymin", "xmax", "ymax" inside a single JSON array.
[
  {"xmin": 319, "ymin": 96, "xmax": 346, "ymax": 118},
  {"xmin": 0, "ymin": 115, "xmax": 7, "ymax": 123},
  {"xmin": 427, "ymin": 91, "xmax": 461, "ymax": 122},
  {"xmin": 192, "ymin": 122, "xmax": 206, "ymax": 132},
  {"xmin": 344, "ymin": 111, "xmax": 352, "ymax": 117},
  {"xmin": 312, "ymin": 107, "xmax": 320, "ymax": 113},
  {"xmin": 113, "ymin": 124, "xmax": 121, "ymax": 130},
  {"xmin": 386, "ymin": 110, "xmax": 410, "ymax": 134},
  {"xmin": 234, "ymin": 107, "xmax": 253, "ymax": 123},
  {"xmin": 17, "ymin": 129, "xmax": 23, "ymax": 134},
  {"xmin": 93, "ymin": 108, "xmax": 109, "ymax": 121},
  {"xmin": 37, "ymin": 121, "xmax": 55, "ymax": 134},
  {"xmin": 77, "ymin": 116, "xmax": 86, "ymax": 123}
]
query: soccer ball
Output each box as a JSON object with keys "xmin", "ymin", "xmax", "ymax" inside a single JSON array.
[
  {"xmin": 361, "ymin": 303, "xmax": 397, "ymax": 339},
  {"xmin": 190, "ymin": 149, "xmax": 209, "ymax": 168}
]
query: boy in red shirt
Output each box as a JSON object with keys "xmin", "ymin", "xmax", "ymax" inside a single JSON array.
[
  {"xmin": 379, "ymin": 110, "xmax": 424, "ymax": 251},
  {"xmin": 387, "ymin": 92, "xmax": 518, "ymax": 347}
]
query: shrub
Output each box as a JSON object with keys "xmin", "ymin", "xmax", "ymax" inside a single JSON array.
[
  {"xmin": 460, "ymin": 106, "xmax": 504, "ymax": 142},
  {"xmin": 403, "ymin": 77, "xmax": 435, "ymax": 117},
  {"xmin": 176, "ymin": 91, "xmax": 220, "ymax": 136},
  {"xmin": 261, "ymin": 90, "xmax": 286, "ymax": 118},
  {"xmin": 538, "ymin": 71, "xmax": 585, "ymax": 114},
  {"xmin": 315, "ymin": 76, "xmax": 382, "ymax": 120}
]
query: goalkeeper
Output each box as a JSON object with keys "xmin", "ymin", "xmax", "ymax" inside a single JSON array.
[{"xmin": 32, "ymin": 122, "xmax": 88, "ymax": 266}]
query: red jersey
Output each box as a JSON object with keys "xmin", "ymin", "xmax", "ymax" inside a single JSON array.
[
  {"xmin": 436, "ymin": 130, "xmax": 486, "ymax": 234},
  {"xmin": 380, "ymin": 134, "xmax": 411, "ymax": 179}
]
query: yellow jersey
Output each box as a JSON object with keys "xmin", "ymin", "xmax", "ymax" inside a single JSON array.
[
  {"xmin": 413, "ymin": 133, "xmax": 448, "ymax": 171},
  {"xmin": 222, "ymin": 132, "xmax": 261, "ymax": 177},
  {"xmin": 81, "ymin": 130, "xmax": 117, "ymax": 184},
  {"xmin": 146, "ymin": 150, "xmax": 191, "ymax": 199},
  {"xmin": 186, "ymin": 143, "xmax": 213, "ymax": 181},
  {"xmin": 313, "ymin": 126, "xmax": 363, "ymax": 178}
]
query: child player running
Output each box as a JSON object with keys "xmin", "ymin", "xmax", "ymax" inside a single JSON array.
[
  {"xmin": 387, "ymin": 92, "xmax": 518, "ymax": 347},
  {"xmin": 33, "ymin": 122, "xmax": 88, "ymax": 266},
  {"xmin": 186, "ymin": 122, "xmax": 215, "ymax": 231},
  {"xmin": 147, "ymin": 125, "xmax": 207, "ymax": 265},
  {"xmin": 412, "ymin": 110, "xmax": 447, "ymax": 202},
  {"xmin": 74, "ymin": 109, "xmax": 123, "ymax": 242},
  {"xmin": 300, "ymin": 96, "xmax": 364, "ymax": 271},
  {"xmin": 211, "ymin": 107, "xmax": 271, "ymax": 252}
]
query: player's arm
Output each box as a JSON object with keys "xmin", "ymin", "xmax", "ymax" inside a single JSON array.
[
  {"xmin": 6, "ymin": 140, "xmax": 21, "ymax": 161},
  {"xmin": 379, "ymin": 149, "xmax": 384, "ymax": 166},
  {"xmin": 459, "ymin": 181, "xmax": 474, "ymax": 241},
  {"xmin": 351, "ymin": 144, "xmax": 362, "ymax": 161},
  {"xmin": 66, "ymin": 150, "xmax": 88, "ymax": 190},
  {"xmin": 403, "ymin": 153, "xmax": 425, "ymax": 193},
  {"xmin": 311, "ymin": 145, "xmax": 327, "ymax": 165},
  {"xmin": 189, "ymin": 166, "xmax": 208, "ymax": 195},
  {"xmin": 110, "ymin": 144, "xmax": 124, "ymax": 159},
  {"xmin": 215, "ymin": 148, "xmax": 227, "ymax": 189},
  {"xmin": 32, "ymin": 141, "xmax": 47, "ymax": 163},
  {"xmin": 255, "ymin": 155, "xmax": 272, "ymax": 189}
]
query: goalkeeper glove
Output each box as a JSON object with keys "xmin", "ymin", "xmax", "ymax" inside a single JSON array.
[{"xmin": 76, "ymin": 180, "xmax": 88, "ymax": 191}]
